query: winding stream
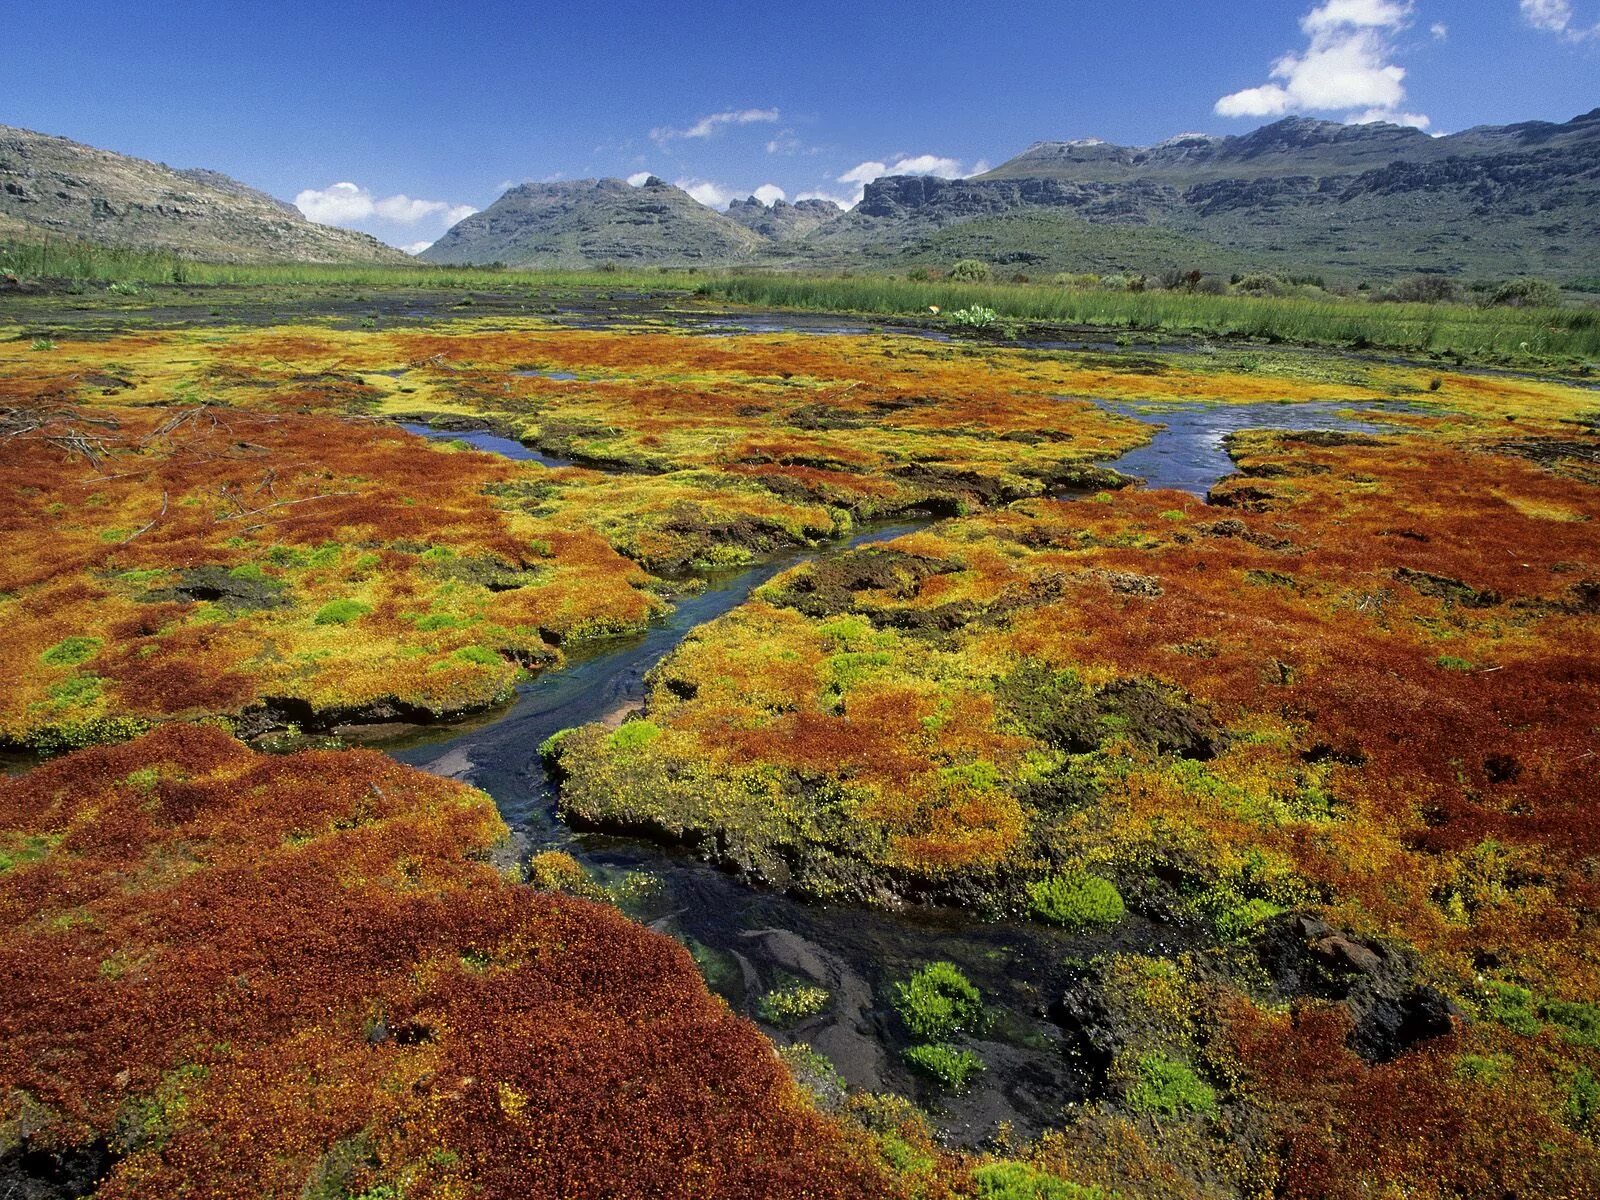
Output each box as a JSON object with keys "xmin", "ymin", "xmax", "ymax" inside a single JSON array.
[{"xmin": 379, "ymin": 391, "xmax": 1411, "ymax": 1143}]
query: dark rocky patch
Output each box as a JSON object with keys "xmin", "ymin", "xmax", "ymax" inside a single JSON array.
[
  {"xmin": 0, "ymin": 1138, "xmax": 117, "ymax": 1200},
  {"xmin": 1254, "ymin": 912, "xmax": 1458, "ymax": 1063},
  {"xmin": 1393, "ymin": 567, "xmax": 1503, "ymax": 608},
  {"xmin": 997, "ymin": 662, "xmax": 1229, "ymax": 761},
  {"xmin": 142, "ymin": 565, "xmax": 289, "ymax": 611},
  {"xmin": 768, "ymin": 549, "xmax": 962, "ymax": 617}
]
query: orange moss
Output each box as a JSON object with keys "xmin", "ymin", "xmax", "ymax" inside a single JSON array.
[{"xmin": 0, "ymin": 727, "xmax": 898, "ymax": 1198}]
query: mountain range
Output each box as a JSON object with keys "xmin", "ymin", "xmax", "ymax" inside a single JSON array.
[
  {"xmin": 0, "ymin": 124, "xmax": 405, "ymax": 264},
  {"xmin": 4, "ymin": 110, "xmax": 1598, "ymax": 281}
]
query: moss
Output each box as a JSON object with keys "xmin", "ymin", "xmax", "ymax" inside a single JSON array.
[
  {"xmin": 756, "ymin": 982, "xmax": 832, "ymax": 1026},
  {"xmin": 1025, "ymin": 872, "xmax": 1125, "ymax": 929},
  {"xmin": 1126, "ymin": 1054, "xmax": 1216, "ymax": 1118},
  {"xmin": 40, "ymin": 635, "xmax": 102, "ymax": 667},
  {"xmin": 451, "ymin": 645, "xmax": 501, "ymax": 667},
  {"xmin": 972, "ymin": 1161, "xmax": 1109, "ymax": 1200},
  {"xmin": 904, "ymin": 1043, "xmax": 985, "ymax": 1091},
  {"xmin": 313, "ymin": 599, "xmax": 371, "ymax": 626},
  {"xmin": 1485, "ymin": 982, "xmax": 1542, "ymax": 1036},
  {"xmin": 893, "ymin": 961, "xmax": 984, "ymax": 1041},
  {"xmin": 608, "ymin": 720, "xmax": 662, "ymax": 754},
  {"xmin": 1545, "ymin": 1000, "xmax": 1600, "ymax": 1049}
]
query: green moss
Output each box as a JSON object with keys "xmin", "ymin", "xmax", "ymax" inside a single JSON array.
[
  {"xmin": 607, "ymin": 720, "xmax": 662, "ymax": 753},
  {"xmin": 893, "ymin": 961, "xmax": 984, "ymax": 1041},
  {"xmin": 227, "ymin": 563, "xmax": 268, "ymax": 583},
  {"xmin": 972, "ymin": 1161, "xmax": 1109, "ymax": 1200},
  {"xmin": 313, "ymin": 599, "xmax": 371, "ymax": 626},
  {"xmin": 40, "ymin": 635, "xmax": 102, "ymax": 667},
  {"xmin": 451, "ymin": 645, "xmax": 501, "ymax": 667},
  {"xmin": 47, "ymin": 674, "xmax": 105, "ymax": 708},
  {"xmin": 1026, "ymin": 872, "xmax": 1125, "ymax": 929},
  {"xmin": 1546, "ymin": 1000, "xmax": 1600, "ymax": 1048},
  {"xmin": 1569, "ymin": 1067, "xmax": 1600, "ymax": 1132},
  {"xmin": 414, "ymin": 613, "xmax": 464, "ymax": 631},
  {"xmin": 0, "ymin": 833, "xmax": 60, "ymax": 875},
  {"xmin": 1436, "ymin": 655, "xmax": 1478, "ymax": 672},
  {"xmin": 756, "ymin": 982, "xmax": 832, "ymax": 1026},
  {"xmin": 1126, "ymin": 1054, "xmax": 1216, "ymax": 1118},
  {"xmin": 904, "ymin": 1042, "xmax": 985, "ymax": 1091},
  {"xmin": 1485, "ymin": 982, "xmax": 1542, "ymax": 1036}
]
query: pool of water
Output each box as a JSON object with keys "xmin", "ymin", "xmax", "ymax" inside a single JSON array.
[
  {"xmin": 1090, "ymin": 398, "xmax": 1407, "ymax": 495},
  {"xmin": 399, "ymin": 421, "xmax": 575, "ymax": 469}
]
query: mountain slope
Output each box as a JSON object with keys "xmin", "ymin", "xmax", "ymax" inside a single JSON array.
[
  {"xmin": 725, "ymin": 196, "xmax": 841, "ymax": 241},
  {"xmin": 0, "ymin": 125, "xmax": 406, "ymax": 264},
  {"xmin": 801, "ymin": 110, "xmax": 1600, "ymax": 281},
  {"xmin": 420, "ymin": 177, "xmax": 766, "ymax": 267}
]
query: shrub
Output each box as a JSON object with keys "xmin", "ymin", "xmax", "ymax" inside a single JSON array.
[
  {"xmin": 973, "ymin": 1161, "xmax": 1108, "ymax": 1199},
  {"xmin": 757, "ymin": 982, "xmax": 832, "ymax": 1026},
  {"xmin": 1234, "ymin": 273, "xmax": 1287, "ymax": 297},
  {"xmin": 41, "ymin": 636, "xmax": 102, "ymax": 667},
  {"xmin": 1391, "ymin": 274, "xmax": 1461, "ymax": 304},
  {"xmin": 903, "ymin": 1043, "xmax": 985, "ymax": 1091},
  {"xmin": 1026, "ymin": 872, "xmax": 1124, "ymax": 929},
  {"xmin": 1127, "ymin": 1054, "xmax": 1216, "ymax": 1118},
  {"xmin": 1488, "ymin": 277, "xmax": 1562, "ymax": 308},
  {"xmin": 312, "ymin": 599, "xmax": 370, "ymax": 625},
  {"xmin": 893, "ymin": 961, "xmax": 984, "ymax": 1040},
  {"xmin": 949, "ymin": 305, "xmax": 1001, "ymax": 330},
  {"xmin": 948, "ymin": 259, "xmax": 992, "ymax": 283}
]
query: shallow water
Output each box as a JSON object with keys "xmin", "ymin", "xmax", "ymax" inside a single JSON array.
[
  {"xmin": 398, "ymin": 421, "xmax": 575, "ymax": 469},
  {"xmin": 377, "ymin": 389, "xmax": 1408, "ymax": 1141},
  {"xmin": 1090, "ymin": 398, "xmax": 1403, "ymax": 495}
]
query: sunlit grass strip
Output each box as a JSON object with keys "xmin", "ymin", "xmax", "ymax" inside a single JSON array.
[{"xmin": 697, "ymin": 276, "xmax": 1600, "ymax": 363}]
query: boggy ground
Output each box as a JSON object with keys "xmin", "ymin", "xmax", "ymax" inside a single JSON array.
[
  {"xmin": 0, "ymin": 725, "xmax": 932, "ymax": 1198},
  {"xmin": 0, "ymin": 320, "xmax": 1150, "ymax": 751},
  {"xmin": 0, "ymin": 317, "xmax": 1438, "ymax": 753},
  {"xmin": 551, "ymin": 392, "xmax": 1600, "ymax": 1195}
]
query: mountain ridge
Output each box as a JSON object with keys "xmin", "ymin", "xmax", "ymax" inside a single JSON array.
[{"xmin": 0, "ymin": 124, "xmax": 406, "ymax": 264}]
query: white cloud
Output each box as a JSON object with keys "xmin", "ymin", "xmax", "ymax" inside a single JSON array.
[
  {"xmin": 1214, "ymin": 1, "xmax": 1427, "ymax": 127},
  {"xmin": 650, "ymin": 108, "xmax": 780, "ymax": 146},
  {"xmin": 752, "ymin": 183, "xmax": 786, "ymax": 205},
  {"xmin": 766, "ymin": 131, "xmax": 806, "ymax": 155},
  {"xmin": 1520, "ymin": 0, "xmax": 1600, "ymax": 39},
  {"xmin": 675, "ymin": 178, "xmax": 736, "ymax": 209},
  {"xmin": 296, "ymin": 182, "xmax": 476, "ymax": 228},
  {"xmin": 829, "ymin": 154, "xmax": 981, "ymax": 206},
  {"xmin": 1348, "ymin": 107, "xmax": 1432, "ymax": 128},
  {"xmin": 403, "ymin": 241, "xmax": 434, "ymax": 255},
  {"xmin": 626, "ymin": 171, "xmax": 653, "ymax": 186},
  {"xmin": 1430, "ymin": 21, "xmax": 1449, "ymax": 38}
]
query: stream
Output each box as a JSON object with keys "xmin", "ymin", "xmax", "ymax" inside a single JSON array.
[{"xmin": 377, "ymin": 391, "xmax": 1411, "ymax": 1144}]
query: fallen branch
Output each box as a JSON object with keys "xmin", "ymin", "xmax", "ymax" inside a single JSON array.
[
  {"xmin": 122, "ymin": 490, "xmax": 170, "ymax": 543},
  {"xmin": 216, "ymin": 490, "xmax": 359, "ymax": 523}
]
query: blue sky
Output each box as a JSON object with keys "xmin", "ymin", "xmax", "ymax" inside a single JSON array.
[{"xmin": 3, "ymin": 0, "xmax": 1596, "ymax": 251}]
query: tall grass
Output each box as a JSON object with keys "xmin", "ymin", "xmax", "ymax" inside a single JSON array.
[
  {"xmin": 0, "ymin": 239, "xmax": 700, "ymax": 291},
  {"xmin": 4, "ymin": 237, "xmax": 1595, "ymax": 364},
  {"xmin": 697, "ymin": 276, "xmax": 1600, "ymax": 363}
]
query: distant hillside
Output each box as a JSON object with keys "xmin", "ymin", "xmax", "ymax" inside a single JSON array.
[
  {"xmin": 0, "ymin": 125, "xmax": 406, "ymax": 264},
  {"xmin": 798, "ymin": 111, "xmax": 1600, "ymax": 281},
  {"xmin": 420, "ymin": 177, "xmax": 768, "ymax": 267},
  {"xmin": 725, "ymin": 195, "xmax": 841, "ymax": 241}
]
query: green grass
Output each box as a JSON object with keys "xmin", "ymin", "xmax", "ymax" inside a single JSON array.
[
  {"xmin": 7, "ymin": 236, "xmax": 1594, "ymax": 366},
  {"xmin": 0, "ymin": 238, "xmax": 703, "ymax": 291},
  {"xmin": 697, "ymin": 275, "xmax": 1600, "ymax": 365}
]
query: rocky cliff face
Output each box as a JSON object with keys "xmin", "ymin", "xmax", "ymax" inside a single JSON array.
[
  {"xmin": 421, "ymin": 176, "xmax": 767, "ymax": 267},
  {"xmin": 803, "ymin": 110, "xmax": 1600, "ymax": 281},
  {"xmin": 0, "ymin": 125, "xmax": 406, "ymax": 263},
  {"xmin": 724, "ymin": 196, "xmax": 841, "ymax": 241}
]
